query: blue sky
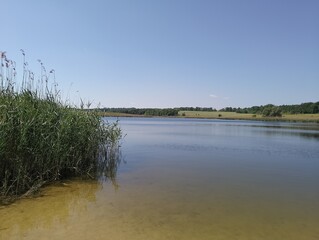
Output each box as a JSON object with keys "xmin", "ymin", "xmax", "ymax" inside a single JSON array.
[{"xmin": 1, "ymin": 0, "xmax": 318, "ymax": 109}]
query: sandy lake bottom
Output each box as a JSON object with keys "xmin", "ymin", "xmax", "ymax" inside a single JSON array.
[{"xmin": 1, "ymin": 118, "xmax": 319, "ymax": 240}]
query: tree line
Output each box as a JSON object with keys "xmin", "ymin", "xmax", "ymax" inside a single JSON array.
[
  {"xmin": 97, "ymin": 107, "xmax": 217, "ymax": 116},
  {"xmin": 220, "ymin": 102, "xmax": 319, "ymax": 115},
  {"xmin": 175, "ymin": 107, "xmax": 217, "ymax": 112},
  {"xmin": 98, "ymin": 108, "xmax": 179, "ymax": 116},
  {"xmin": 95, "ymin": 102, "xmax": 319, "ymax": 117}
]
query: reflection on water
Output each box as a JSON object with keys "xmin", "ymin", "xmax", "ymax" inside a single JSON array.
[
  {"xmin": 1, "ymin": 118, "xmax": 319, "ymax": 240},
  {"xmin": 97, "ymin": 145, "xmax": 122, "ymax": 187},
  {"xmin": 256, "ymin": 129, "xmax": 319, "ymax": 141}
]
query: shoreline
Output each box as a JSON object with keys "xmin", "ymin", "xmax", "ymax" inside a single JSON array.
[{"xmin": 98, "ymin": 112, "xmax": 319, "ymax": 123}]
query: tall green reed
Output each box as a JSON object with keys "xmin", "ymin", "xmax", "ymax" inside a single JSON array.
[{"xmin": 0, "ymin": 51, "xmax": 121, "ymax": 199}]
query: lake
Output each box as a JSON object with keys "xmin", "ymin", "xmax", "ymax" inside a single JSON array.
[{"xmin": 1, "ymin": 117, "xmax": 319, "ymax": 240}]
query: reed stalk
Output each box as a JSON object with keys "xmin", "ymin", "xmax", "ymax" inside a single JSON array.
[{"xmin": 0, "ymin": 51, "xmax": 121, "ymax": 201}]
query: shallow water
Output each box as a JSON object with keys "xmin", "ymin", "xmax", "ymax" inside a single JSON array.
[{"xmin": 1, "ymin": 118, "xmax": 319, "ymax": 240}]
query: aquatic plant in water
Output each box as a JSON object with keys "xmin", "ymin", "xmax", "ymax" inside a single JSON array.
[{"xmin": 0, "ymin": 51, "xmax": 121, "ymax": 201}]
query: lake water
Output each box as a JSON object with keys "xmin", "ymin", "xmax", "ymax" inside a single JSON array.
[{"xmin": 1, "ymin": 118, "xmax": 319, "ymax": 240}]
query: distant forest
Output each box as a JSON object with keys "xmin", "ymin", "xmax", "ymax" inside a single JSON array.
[
  {"xmin": 220, "ymin": 102, "xmax": 319, "ymax": 114},
  {"xmin": 97, "ymin": 107, "xmax": 217, "ymax": 116},
  {"xmin": 99, "ymin": 108, "xmax": 180, "ymax": 116},
  {"xmin": 96, "ymin": 102, "xmax": 319, "ymax": 116}
]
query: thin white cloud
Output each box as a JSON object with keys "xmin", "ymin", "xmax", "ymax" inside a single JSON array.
[{"xmin": 209, "ymin": 94, "xmax": 218, "ymax": 98}]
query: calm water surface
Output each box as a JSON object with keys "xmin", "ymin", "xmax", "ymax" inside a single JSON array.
[{"xmin": 1, "ymin": 118, "xmax": 319, "ymax": 240}]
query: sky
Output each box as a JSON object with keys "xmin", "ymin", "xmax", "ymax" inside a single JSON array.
[{"xmin": 1, "ymin": 0, "xmax": 318, "ymax": 109}]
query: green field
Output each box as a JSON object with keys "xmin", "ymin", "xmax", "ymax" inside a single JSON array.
[
  {"xmin": 179, "ymin": 111, "xmax": 319, "ymax": 122},
  {"xmin": 98, "ymin": 110, "xmax": 319, "ymax": 122}
]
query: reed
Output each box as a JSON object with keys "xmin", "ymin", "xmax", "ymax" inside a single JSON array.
[{"xmin": 0, "ymin": 51, "xmax": 121, "ymax": 200}]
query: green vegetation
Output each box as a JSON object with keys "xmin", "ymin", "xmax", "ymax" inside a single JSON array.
[
  {"xmin": 175, "ymin": 107, "xmax": 217, "ymax": 112},
  {"xmin": 97, "ymin": 105, "xmax": 318, "ymax": 122},
  {"xmin": 98, "ymin": 107, "xmax": 179, "ymax": 116},
  {"xmin": 179, "ymin": 111, "xmax": 319, "ymax": 122},
  {"xmin": 262, "ymin": 106, "xmax": 282, "ymax": 117},
  {"xmin": 220, "ymin": 102, "xmax": 319, "ymax": 114},
  {"xmin": 97, "ymin": 107, "xmax": 219, "ymax": 117},
  {"xmin": 179, "ymin": 111, "xmax": 258, "ymax": 119},
  {"xmin": 0, "ymin": 51, "xmax": 121, "ymax": 201}
]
